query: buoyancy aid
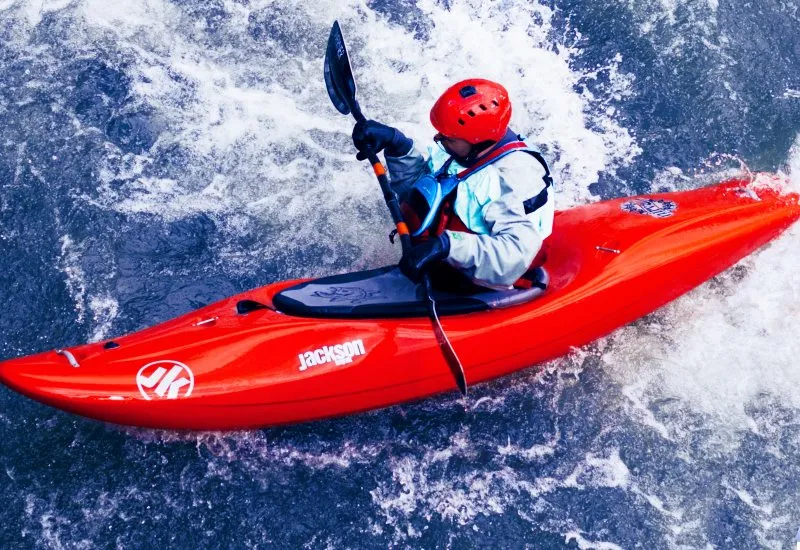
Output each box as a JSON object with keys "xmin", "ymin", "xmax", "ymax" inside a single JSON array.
[{"xmin": 403, "ymin": 134, "xmax": 553, "ymax": 289}]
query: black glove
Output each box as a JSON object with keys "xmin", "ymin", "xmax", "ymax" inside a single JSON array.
[
  {"xmin": 352, "ymin": 120, "xmax": 413, "ymax": 161},
  {"xmin": 399, "ymin": 233, "xmax": 451, "ymax": 283}
]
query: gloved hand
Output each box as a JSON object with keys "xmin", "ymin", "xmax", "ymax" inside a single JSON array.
[
  {"xmin": 399, "ymin": 233, "xmax": 451, "ymax": 283},
  {"xmin": 352, "ymin": 120, "xmax": 413, "ymax": 161}
]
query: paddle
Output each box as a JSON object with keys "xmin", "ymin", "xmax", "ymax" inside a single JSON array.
[{"xmin": 323, "ymin": 20, "xmax": 468, "ymax": 396}]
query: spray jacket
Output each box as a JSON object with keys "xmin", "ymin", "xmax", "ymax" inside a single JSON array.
[{"xmin": 386, "ymin": 130, "xmax": 554, "ymax": 289}]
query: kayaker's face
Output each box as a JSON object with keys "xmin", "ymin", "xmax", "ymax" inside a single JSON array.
[{"xmin": 435, "ymin": 133, "xmax": 473, "ymax": 158}]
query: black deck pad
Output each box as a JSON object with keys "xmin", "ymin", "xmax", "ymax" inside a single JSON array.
[{"xmin": 273, "ymin": 266, "xmax": 548, "ymax": 319}]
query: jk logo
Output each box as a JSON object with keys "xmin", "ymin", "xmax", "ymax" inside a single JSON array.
[{"xmin": 136, "ymin": 361, "xmax": 194, "ymax": 400}]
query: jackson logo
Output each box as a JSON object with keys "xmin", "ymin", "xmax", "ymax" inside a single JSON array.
[
  {"xmin": 298, "ymin": 339, "xmax": 366, "ymax": 371},
  {"xmin": 621, "ymin": 198, "xmax": 678, "ymax": 218},
  {"xmin": 136, "ymin": 361, "xmax": 194, "ymax": 400}
]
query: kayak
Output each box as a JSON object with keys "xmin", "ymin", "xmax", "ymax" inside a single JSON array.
[{"xmin": 1, "ymin": 176, "xmax": 798, "ymax": 430}]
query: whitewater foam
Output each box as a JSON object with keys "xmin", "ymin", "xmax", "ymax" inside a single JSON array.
[
  {"xmin": 57, "ymin": 235, "xmax": 88, "ymax": 324},
  {"xmin": 87, "ymin": 294, "xmax": 119, "ymax": 342},
  {"xmin": 604, "ymin": 221, "xmax": 800, "ymax": 437},
  {"xmin": 2, "ymin": 0, "xmax": 642, "ymax": 276},
  {"xmin": 1, "ymin": 2, "xmax": 799, "ymax": 549},
  {"xmin": 604, "ymin": 141, "xmax": 800, "ymax": 437},
  {"xmin": 366, "ymin": 398, "xmax": 636, "ymax": 543},
  {"xmin": 785, "ymin": 133, "xmax": 800, "ymax": 192}
]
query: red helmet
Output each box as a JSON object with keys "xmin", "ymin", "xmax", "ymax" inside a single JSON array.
[{"xmin": 430, "ymin": 79, "xmax": 512, "ymax": 144}]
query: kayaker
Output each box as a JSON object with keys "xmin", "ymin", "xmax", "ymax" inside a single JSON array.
[{"xmin": 352, "ymin": 78, "xmax": 554, "ymax": 291}]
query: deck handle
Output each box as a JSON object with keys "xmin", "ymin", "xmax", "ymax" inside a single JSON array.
[{"xmin": 55, "ymin": 349, "xmax": 80, "ymax": 368}]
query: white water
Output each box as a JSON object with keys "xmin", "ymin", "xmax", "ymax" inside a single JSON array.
[
  {"xmin": 7, "ymin": 0, "xmax": 639, "ymax": 216},
  {"xmin": 605, "ymin": 140, "xmax": 800, "ymax": 436},
  {"xmin": 2, "ymin": 1, "xmax": 799, "ymax": 547}
]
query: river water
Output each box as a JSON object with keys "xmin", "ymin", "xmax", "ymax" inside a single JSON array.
[{"xmin": 1, "ymin": 0, "xmax": 799, "ymax": 548}]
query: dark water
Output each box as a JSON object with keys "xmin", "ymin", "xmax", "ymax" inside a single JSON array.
[{"xmin": 1, "ymin": 1, "xmax": 799, "ymax": 548}]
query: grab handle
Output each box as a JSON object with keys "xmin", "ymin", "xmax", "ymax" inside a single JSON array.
[{"xmin": 55, "ymin": 349, "xmax": 80, "ymax": 368}]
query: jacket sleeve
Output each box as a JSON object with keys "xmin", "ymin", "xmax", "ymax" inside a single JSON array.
[
  {"xmin": 444, "ymin": 154, "xmax": 551, "ymax": 288},
  {"xmin": 384, "ymin": 141, "xmax": 430, "ymax": 203}
]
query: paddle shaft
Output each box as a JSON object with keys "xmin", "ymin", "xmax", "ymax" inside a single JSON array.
[
  {"xmin": 350, "ymin": 104, "xmax": 467, "ymax": 396},
  {"xmin": 324, "ymin": 21, "xmax": 467, "ymax": 396},
  {"xmin": 350, "ymin": 107, "xmax": 413, "ymax": 257}
]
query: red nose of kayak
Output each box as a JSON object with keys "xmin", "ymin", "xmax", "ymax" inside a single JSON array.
[
  {"xmin": 0, "ymin": 348, "xmax": 198, "ymax": 429},
  {"xmin": 0, "ymin": 350, "xmax": 84, "ymax": 404},
  {"xmin": 0, "ymin": 356, "xmax": 11, "ymax": 390}
]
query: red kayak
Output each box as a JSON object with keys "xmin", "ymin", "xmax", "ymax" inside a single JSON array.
[{"xmin": 1, "ymin": 176, "xmax": 797, "ymax": 430}]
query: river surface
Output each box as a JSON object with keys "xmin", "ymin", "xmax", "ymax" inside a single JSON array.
[{"xmin": 1, "ymin": 0, "xmax": 799, "ymax": 548}]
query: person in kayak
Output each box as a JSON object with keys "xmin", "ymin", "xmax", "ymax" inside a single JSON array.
[{"xmin": 352, "ymin": 78, "xmax": 554, "ymax": 291}]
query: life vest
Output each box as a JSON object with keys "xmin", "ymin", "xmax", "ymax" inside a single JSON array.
[{"xmin": 403, "ymin": 136, "xmax": 553, "ymax": 289}]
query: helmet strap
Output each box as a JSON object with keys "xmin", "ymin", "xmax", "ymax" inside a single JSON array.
[
  {"xmin": 461, "ymin": 140, "xmax": 497, "ymax": 166},
  {"xmin": 436, "ymin": 135, "xmax": 498, "ymax": 166}
]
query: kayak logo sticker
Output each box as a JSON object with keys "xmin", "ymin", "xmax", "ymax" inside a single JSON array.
[
  {"xmin": 136, "ymin": 361, "xmax": 194, "ymax": 400},
  {"xmin": 298, "ymin": 339, "xmax": 366, "ymax": 371},
  {"xmin": 621, "ymin": 198, "xmax": 677, "ymax": 218}
]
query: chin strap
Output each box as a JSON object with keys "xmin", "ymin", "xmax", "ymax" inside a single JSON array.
[{"xmin": 454, "ymin": 140, "xmax": 496, "ymax": 166}]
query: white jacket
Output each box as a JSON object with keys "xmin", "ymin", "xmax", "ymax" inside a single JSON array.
[{"xmin": 386, "ymin": 141, "xmax": 554, "ymax": 289}]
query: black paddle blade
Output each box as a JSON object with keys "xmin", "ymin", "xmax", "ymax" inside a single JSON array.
[
  {"xmin": 324, "ymin": 21, "xmax": 359, "ymax": 117},
  {"xmin": 431, "ymin": 314, "xmax": 468, "ymax": 396},
  {"xmin": 424, "ymin": 276, "xmax": 468, "ymax": 396}
]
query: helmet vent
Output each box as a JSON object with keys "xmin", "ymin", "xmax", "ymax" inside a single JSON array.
[
  {"xmin": 457, "ymin": 118, "xmax": 466, "ymax": 125},
  {"xmin": 491, "ymin": 99, "xmax": 500, "ymax": 107},
  {"xmin": 479, "ymin": 104, "xmax": 488, "ymax": 111},
  {"xmin": 467, "ymin": 110, "xmax": 476, "ymax": 117}
]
